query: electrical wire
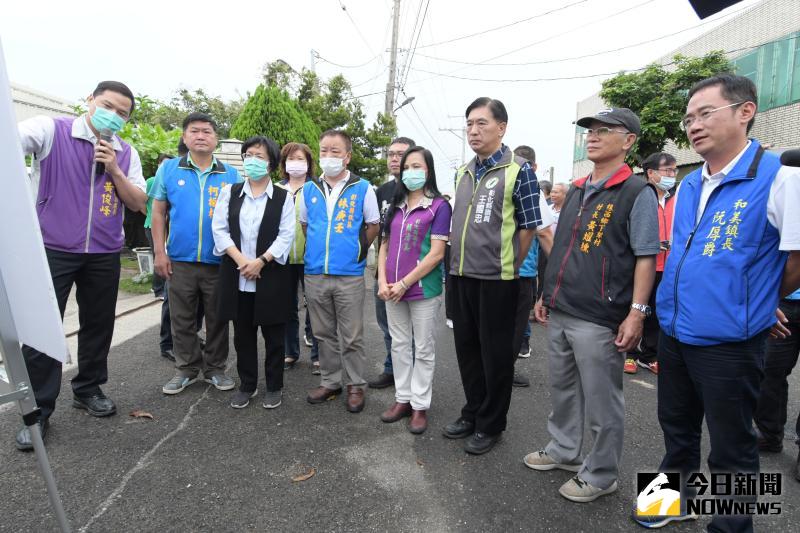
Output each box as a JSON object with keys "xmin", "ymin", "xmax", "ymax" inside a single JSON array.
[
  {"xmin": 406, "ymin": 34, "xmax": 800, "ymax": 83},
  {"xmin": 411, "ymin": 2, "xmax": 753, "ymax": 67},
  {"xmin": 414, "ymin": 0, "xmax": 590, "ymax": 49},
  {"xmin": 399, "ymin": 0, "xmax": 431, "ymax": 92}
]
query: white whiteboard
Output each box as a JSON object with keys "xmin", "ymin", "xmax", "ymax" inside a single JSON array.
[{"xmin": 0, "ymin": 39, "xmax": 68, "ymax": 362}]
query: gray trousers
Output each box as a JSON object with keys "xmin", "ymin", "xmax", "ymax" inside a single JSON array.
[
  {"xmin": 544, "ymin": 309, "xmax": 624, "ymax": 489},
  {"xmin": 169, "ymin": 261, "xmax": 229, "ymax": 378},
  {"xmin": 305, "ymin": 274, "xmax": 367, "ymax": 390}
]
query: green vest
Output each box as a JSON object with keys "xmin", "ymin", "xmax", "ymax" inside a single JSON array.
[
  {"xmin": 279, "ymin": 182, "xmax": 307, "ymax": 264},
  {"xmin": 449, "ymin": 150, "xmax": 522, "ymax": 280}
]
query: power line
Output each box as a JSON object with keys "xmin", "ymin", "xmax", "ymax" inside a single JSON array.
[
  {"xmin": 401, "ymin": 100, "xmax": 451, "ymax": 163},
  {"xmin": 414, "ymin": 0, "xmax": 590, "ymax": 49},
  {"xmin": 399, "ymin": 0, "xmax": 431, "ymax": 92},
  {"xmin": 336, "ymin": 0, "xmax": 379, "ymax": 56},
  {"xmin": 473, "ymin": 0, "xmax": 658, "ymax": 68},
  {"xmin": 411, "ymin": 2, "xmax": 752, "ymax": 67},
  {"xmin": 406, "ymin": 34, "xmax": 800, "ymax": 83},
  {"xmin": 315, "ymin": 52, "xmax": 383, "ymax": 69}
]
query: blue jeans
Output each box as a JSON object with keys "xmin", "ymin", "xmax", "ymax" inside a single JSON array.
[
  {"xmin": 373, "ymin": 280, "xmax": 393, "ymax": 374},
  {"xmin": 285, "ymin": 264, "xmax": 318, "ymax": 361},
  {"xmin": 658, "ymin": 330, "xmax": 767, "ymax": 533}
]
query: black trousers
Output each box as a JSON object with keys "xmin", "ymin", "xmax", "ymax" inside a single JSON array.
[
  {"xmin": 450, "ymin": 275, "xmax": 519, "ymax": 435},
  {"xmin": 658, "ymin": 331, "xmax": 767, "ymax": 533},
  {"xmin": 145, "ymin": 228, "xmax": 166, "ymax": 296},
  {"xmin": 512, "ymin": 276, "xmax": 536, "ymax": 355},
  {"xmin": 233, "ymin": 291, "xmax": 285, "ymax": 393},
  {"xmin": 637, "ymin": 270, "xmax": 663, "ymax": 363},
  {"xmin": 22, "ymin": 248, "xmax": 120, "ymax": 419},
  {"xmin": 755, "ymin": 298, "xmax": 800, "ymax": 448}
]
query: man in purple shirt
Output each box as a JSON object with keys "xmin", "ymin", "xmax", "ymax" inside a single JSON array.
[{"xmin": 15, "ymin": 81, "xmax": 147, "ymax": 451}]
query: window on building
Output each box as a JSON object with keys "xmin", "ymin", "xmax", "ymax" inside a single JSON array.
[{"xmin": 733, "ymin": 32, "xmax": 800, "ymax": 112}]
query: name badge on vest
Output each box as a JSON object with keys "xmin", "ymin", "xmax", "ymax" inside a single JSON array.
[
  {"xmin": 312, "ymin": 196, "xmax": 317, "ymax": 203},
  {"xmin": 178, "ymin": 179, "xmax": 185, "ymax": 186},
  {"xmin": 474, "ymin": 177, "xmax": 499, "ymax": 224}
]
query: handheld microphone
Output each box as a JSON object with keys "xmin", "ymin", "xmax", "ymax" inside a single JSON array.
[
  {"xmin": 779, "ymin": 149, "xmax": 800, "ymax": 168},
  {"xmin": 95, "ymin": 128, "xmax": 113, "ymax": 176}
]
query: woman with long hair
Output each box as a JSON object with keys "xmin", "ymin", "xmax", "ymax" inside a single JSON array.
[{"xmin": 377, "ymin": 146, "xmax": 452, "ymax": 434}]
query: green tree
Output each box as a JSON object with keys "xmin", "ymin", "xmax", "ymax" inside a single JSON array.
[
  {"xmin": 117, "ymin": 123, "xmax": 182, "ymax": 177},
  {"xmin": 296, "ymin": 73, "xmax": 396, "ymax": 183},
  {"xmin": 599, "ymin": 51, "xmax": 733, "ymax": 163},
  {"xmin": 230, "ymin": 84, "xmax": 321, "ymax": 176}
]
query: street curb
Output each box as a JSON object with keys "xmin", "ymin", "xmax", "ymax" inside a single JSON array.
[{"xmin": 64, "ymin": 296, "xmax": 161, "ymax": 338}]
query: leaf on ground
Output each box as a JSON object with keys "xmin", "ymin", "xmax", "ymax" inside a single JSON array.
[
  {"xmin": 129, "ymin": 410, "xmax": 154, "ymax": 420},
  {"xmin": 291, "ymin": 467, "xmax": 316, "ymax": 482}
]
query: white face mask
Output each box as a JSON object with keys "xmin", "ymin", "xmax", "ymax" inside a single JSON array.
[
  {"xmin": 655, "ymin": 176, "xmax": 676, "ymax": 191},
  {"xmin": 286, "ymin": 160, "xmax": 308, "ymax": 178},
  {"xmin": 319, "ymin": 157, "xmax": 344, "ymax": 177}
]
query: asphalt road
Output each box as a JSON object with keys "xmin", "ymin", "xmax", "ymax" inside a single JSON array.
[{"xmin": 1, "ymin": 275, "xmax": 798, "ymax": 532}]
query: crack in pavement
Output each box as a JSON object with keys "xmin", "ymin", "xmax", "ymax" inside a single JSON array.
[{"xmin": 78, "ymin": 385, "xmax": 212, "ymax": 533}]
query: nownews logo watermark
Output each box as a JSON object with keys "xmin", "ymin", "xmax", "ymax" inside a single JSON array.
[{"xmin": 636, "ymin": 472, "xmax": 783, "ymax": 517}]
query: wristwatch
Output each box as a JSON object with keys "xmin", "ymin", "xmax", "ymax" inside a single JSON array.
[
  {"xmin": 259, "ymin": 255, "xmax": 269, "ymax": 266},
  {"xmin": 631, "ymin": 302, "xmax": 652, "ymax": 317}
]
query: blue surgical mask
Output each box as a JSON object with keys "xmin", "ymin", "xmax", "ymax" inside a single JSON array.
[
  {"xmin": 90, "ymin": 106, "xmax": 126, "ymax": 133},
  {"xmin": 656, "ymin": 176, "xmax": 675, "ymax": 191},
  {"xmin": 402, "ymin": 169, "xmax": 426, "ymax": 191},
  {"xmin": 243, "ymin": 157, "xmax": 269, "ymax": 180}
]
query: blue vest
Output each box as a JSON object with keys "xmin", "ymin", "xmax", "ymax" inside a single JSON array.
[
  {"xmin": 161, "ymin": 156, "xmax": 241, "ymax": 264},
  {"xmin": 303, "ymin": 175, "xmax": 370, "ymax": 276},
  {"xmin": 657, "ymin": 141, "xmax": 787, "ymax": 346},
  {"xmin": 519, "ymin": 240, "xmax": 540, "ymax": 278}
]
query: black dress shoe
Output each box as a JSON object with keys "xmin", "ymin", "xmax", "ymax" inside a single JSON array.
[
  {"xmin": 443, "ymin": 417, "xmax": 475, "ymax": 439},
  {"xmin": 368, "ymin": 372, "xmax": 395, "ymax": 389},
  {"xmin": 15, "ymin": 419, "xmax": 49, "ymax": 452},
  {"xmin": 464, "ymin": 432, "xmax": 502, "ymax": 455},
  {"xmin": 72, "ymin": 392, "xmax": 117, "ymax": 417},
  {"xmin": 513, "ymin": 373, "xmax": 530, "ymax": 387},
  {"xmin": 160, "ymin": 349, "xmax": 176, "ymax": 362}
]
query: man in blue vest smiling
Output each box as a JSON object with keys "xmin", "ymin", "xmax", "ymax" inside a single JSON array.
[
  {"xmin": 641, "ymin": 74, "xmax": 800, "ymax": 532},
  {"xmin": 299, "ymin": 129, "xmax": 380, "ymax": 413}
]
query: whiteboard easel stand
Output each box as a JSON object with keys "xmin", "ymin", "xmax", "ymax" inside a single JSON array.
[{"xmin": 0, "ymin": 268, "xmax": 71, "ymax": 532}]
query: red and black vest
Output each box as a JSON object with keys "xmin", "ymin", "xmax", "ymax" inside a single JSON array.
[{"xmin": 542, "ymin": 165, "xmax": 652, "ymax": 330}]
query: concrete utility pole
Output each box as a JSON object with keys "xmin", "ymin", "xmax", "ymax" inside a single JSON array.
[{"xmin": 385, "ymin": 0, "xmax": 401, "ymax": 119}]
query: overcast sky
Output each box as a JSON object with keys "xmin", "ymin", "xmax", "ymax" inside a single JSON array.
[{"xmin": 2, "ymin": 0, "xmax": 759, "ymax": 191}]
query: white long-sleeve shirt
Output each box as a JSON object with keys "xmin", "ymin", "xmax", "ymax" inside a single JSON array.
[{"xmin": 212, "ymin": 179, "xmax": 295, "ymax": 292}]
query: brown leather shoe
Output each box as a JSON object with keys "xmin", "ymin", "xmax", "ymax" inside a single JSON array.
[
  {"xmin": 346, "ymin": 385, "xmax": 365, "ymax": 413},
  {"xmin": 409, "ymin": 409, "xmax": 428, "ymax": 434},
  {"xmin": 380, "ymin": 402, "xmax": 412, "ymax": 423},
  {"xmin": 306, "ymin": 386, "xmax": 342, "ymax": 404}
]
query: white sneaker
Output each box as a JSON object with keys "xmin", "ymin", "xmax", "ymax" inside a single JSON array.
[
  {"xmin": 518, "ymin": 345, "xmax": 531, "ymax": 358},
  {"xmin": 446, "ymin": 319, "xmax": 453, "ymax": 329},
  {"xmin": 559, "ymin": 476, "xmax": 618, "ymax": 503},
  {"xmin": 523, "ymin": 450, "xmax": 581, "ymax": 472},
  {"xmin": 303, "ymin": 334, "xmax": 313, "ymax": 347}
]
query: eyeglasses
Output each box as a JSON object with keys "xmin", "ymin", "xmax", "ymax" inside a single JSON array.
[
  {"xmin": 387, "ymin": 151, "xmax": 406, "ymax": 159},
  {"xmin": 581, "ymin": 127, "xmax": 630, "ymax": 138},
  {"xmin": 655, "ymin": 167, "xmax": 678, "ymax": 176},
  {"xmin": 679, "ymin": 102, "xmax": 744, "ymax": 131}
]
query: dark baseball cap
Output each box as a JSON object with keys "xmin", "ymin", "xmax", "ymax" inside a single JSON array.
[{"xmin": 575, "ymin": 107, "xmax": 640, "ymax": 136}]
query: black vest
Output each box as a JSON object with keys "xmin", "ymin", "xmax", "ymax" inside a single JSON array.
[
  {"xmin": 217, "ymin": 182, "xmax": 291, "ymax": 326},
  {"xmin": 542, "ymin": 166, "xmax": 651, "ymax": 330}
]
